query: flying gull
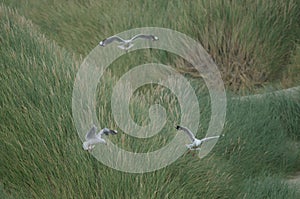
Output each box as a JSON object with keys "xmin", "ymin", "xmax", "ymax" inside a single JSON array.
[
  {"xmin": 99, "ymin": 34, "xmax": 158, "ymax": 51},
  {"xmin": 83, "ymin": 125, "xmax": 117, "ymax": 151},
  {"xmin": 176, "ymin": 125, "xmax": 222, "ymax": 150}
]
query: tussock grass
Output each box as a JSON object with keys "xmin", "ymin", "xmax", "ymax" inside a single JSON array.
[
  {"xmin": 282, "ymin": 45, "xmax": 300, "ymax": 87},
  {"xmin": 242, "ymin": 174, "xmax": 299, "ymax": 199},
  {"xmin": 1, "ymin": 3, "xmax": 300, "ymax": 199},
  {"xmin": 217, "ymin": 94, "xmax": 300, "ymax": 176},
  {"xmin": 2, "ymin": 0, "xmax": 300, "ymax": 90}
]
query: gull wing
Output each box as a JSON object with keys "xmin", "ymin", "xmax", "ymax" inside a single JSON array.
[
  {"xmin": 176, "ymin": 125, "xmax": 195, "ymax": 142},
  {"xmin": 99, "ymin": 128, "xmax": 118, "ymax": 136},
  {"xmin": 200, "ymin": 135, "xmax": 220, "ymax": 142},
  {"xmin": 130, "ymin": 34, "xmax": 158, "ymax": 42},
  {"xmin": 99, "ymin": 36, "xmax": 125, "ymax": 46},
  {"xmin": 85, "ymin": 125, "xmax": 97, "ymax": 140}
]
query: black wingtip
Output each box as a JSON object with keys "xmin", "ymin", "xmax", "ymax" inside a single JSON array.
[{"xmin": 175, "ymin": 125, "xmax": 181, "ymax": 130}]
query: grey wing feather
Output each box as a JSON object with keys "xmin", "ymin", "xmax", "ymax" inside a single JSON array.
[
  {"xmin": 85, "ymin": 125, "xmax": 97, "ymax": 140},
  {"xmin": 100, "ymin": 36, "xmax": 125, "ymax": 46},
  {"xmin": 131, "ymin": 34, "xmax": 157, "ymax": 41},
  {"xmin": 201, "ymin": 136, "xmax": 220, "ymax": 142},
  {"xmin": 100, "ymin": 128, "xmax": 118, "ymax": 136},
  {"xmin": 176, "ymin": 125, "xmax": 195, "ymax": 141}
]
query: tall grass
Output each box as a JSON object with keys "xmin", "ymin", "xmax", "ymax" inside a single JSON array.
[
  {"xmin": 186, "ymin": 0, "xmax": 300, "ymax": 90},
  {"xmin": 242, "ymin": 174, "xmax": 299, "ymax": 199},
  {"xmin": 282, "ymin": 45, "xmax": 300, "ymax": 87},
  {"xmin": 1, "ymin": 0, "xmax": 300, "ymax": 90},
  {"xmin": 1, "ymin": 3, "xmax": 300, "ymax": 199},
  {"xmin": 217, "ymin": 94, "xmax": 300, "ymax": 176}
]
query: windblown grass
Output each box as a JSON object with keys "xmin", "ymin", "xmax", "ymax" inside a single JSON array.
[
  {"xmin": 217, "ymin": 93, "xmax": 300, "ymax": 176},
  {"xmin": 1, "ymin": 3, "xmax": 300, "ymax": 199},
  {"xmin": 242, "ymin": 174, "xmax": 299, "ymax": 199},
  {"xmin": 2, "ymin": 0, "xmax": 300, "ymax": 90}
]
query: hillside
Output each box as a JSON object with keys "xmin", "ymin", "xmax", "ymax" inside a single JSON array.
[{"xmin": 1, "ymin": 1, "xmax": 300, "ymax": 198}]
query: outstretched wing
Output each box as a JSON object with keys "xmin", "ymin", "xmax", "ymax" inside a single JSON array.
[
  {"xmin": 99, "ymin": 36, "xmax": 125, "ymax": 46},
  {"xmin": 130, "ymin": 34, "xmax": 158, "ymax": 42},
  {"xmin": 176, "ymin": 125, "xmax": 195, "ymax": 142},
  {"xmin": 85, "ymin": 125, "xmax": 97, "ymax": 140},
  {"xmin": 200, "ymin": 135, "xmax": 220, "ymax": 142},
  {"xmin": 99, "ymin": 128, "xmax": 118, "ymax": 136}
]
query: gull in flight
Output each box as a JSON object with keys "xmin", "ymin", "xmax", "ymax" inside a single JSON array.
[
  {"xmin": 176, "ymin": 125, "xmax": 222, "ymax": 150},
  {"xmin": 83, "ymin": 125, "xmax": 117, "ymax": 151},
  {"xmin": 99, "ymin": 34, "xmax": 159, "ymax": 51}
]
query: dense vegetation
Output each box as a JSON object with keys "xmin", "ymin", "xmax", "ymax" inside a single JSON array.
[{"xmin": 0, "ymin": 1, "xmax": 300, "ymax": 198}]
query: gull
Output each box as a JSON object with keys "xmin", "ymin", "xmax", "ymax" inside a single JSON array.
[
  {"xmin": 176, "ymin": 125, "xmax": 222, "ymax": 150},
  {"xmin": 83, "ymin": 125, "xmax": 117, "ymax": 151},
  {"xmin": 99, "ymin": 34, "xmax": 159, "ymax": 51}
]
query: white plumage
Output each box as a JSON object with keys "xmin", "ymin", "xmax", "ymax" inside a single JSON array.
[
  {"xmin": 99, "ymin": 34, "xmax": 158, "ymax": 51},
  {"xmin": 83, "ymin": 125, "xmax": 117, "ymax": 151},
  {"xmin": 176, "ymin": 125, "xmax": 222, "ymax": 150}
]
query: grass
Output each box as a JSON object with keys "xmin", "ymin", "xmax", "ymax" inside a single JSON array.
[
  {"xmin": 282, "ymin": 45, "xmax": 300, "ymax": 88},
  {"xmin": 0, "ymin": 1, "xmax": 300, "ymax": 199},
  {"xmin": 242, "ymin": 174, "xmax": 299, "ymax": 199},
  {"xmin": 1, "ymin": 0, "xmax": 300, "ymax": 90}
]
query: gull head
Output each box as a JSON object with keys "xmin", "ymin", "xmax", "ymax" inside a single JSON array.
[
  {"xmin": 153, "ymin": 36, "xmax": 159, "ymax": 41},
  {"xmin": 175, "ymin": 125, "xmax": 182, "ymax": 130},
  {"xmin": 99, "ymin": 40, "xmax": 105, "ymax": 47}
]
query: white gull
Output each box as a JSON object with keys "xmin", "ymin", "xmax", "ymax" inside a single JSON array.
[
  {"xmin": 99, "ymin": 34, "xmax": 158, "ymax": 51},
  {"xmin": 83, "ymin": 125, "xmax": 117, "ymax": 151},
  {"xmin": 176, "ymin": 125, "xmax": 222, "ymax": 150}
]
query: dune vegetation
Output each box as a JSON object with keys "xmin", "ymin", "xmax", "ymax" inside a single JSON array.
[{"xmin": 0, "ymin": 0, "xmax": 300, "ymax": 198}]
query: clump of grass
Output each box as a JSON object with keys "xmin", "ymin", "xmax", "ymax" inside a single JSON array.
[
  {"xmin": 214, "ymin": 93, "xmax": 300, "ymax": 177},
  {"xmin": 241, "ymin": 174, "xmax": 300, "ymax": 199},
  {"xmin": 281, "ymin": 45, "xmax": 300, "ymax": 87},
  {"xmin": 273, "ymin": 93, "xmax": 300, "ymax": 140},
  {"xmin": 0, "ymin": 5, "xmax": 86, "ymax": 198},
  {"xmin": 181, "ymin": 0, "xmax": 300, "ymax": 90},
  {"xmin": 2, "ymin": 0, "xmax": 299, "ymax": 91}
]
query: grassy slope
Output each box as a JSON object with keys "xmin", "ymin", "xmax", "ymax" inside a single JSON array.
[
  {"xmin": 1, "ymin": 0, "xmax": 300, "ymax": 90},
  {"xmin": 1, "ymin": 2, "xmax": 300, "ymax": 199}
]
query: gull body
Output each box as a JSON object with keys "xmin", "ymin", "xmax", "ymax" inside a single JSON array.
[
  {"xmin": 99, "ymin": 34, "xmax": 158, "ymax": 51},
  {"xmin": 83, "ymin": 125, "xmax": 117, "ymax": 151},
  {"xmin": 176, "ymin": 125, "xmax": 221, "ymax": 150}
]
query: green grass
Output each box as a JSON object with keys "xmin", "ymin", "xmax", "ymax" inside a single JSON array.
[
  {"xmin": 242, "ymin": 174, "xmax": 299, "ymax": 199},
  {"xmin": 1, "ymin": 0, "xmax": 300, "ymax": 90},
  {"xmin": 1, "ymin": 2, "xmax": 300, "ymax": 199}
]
